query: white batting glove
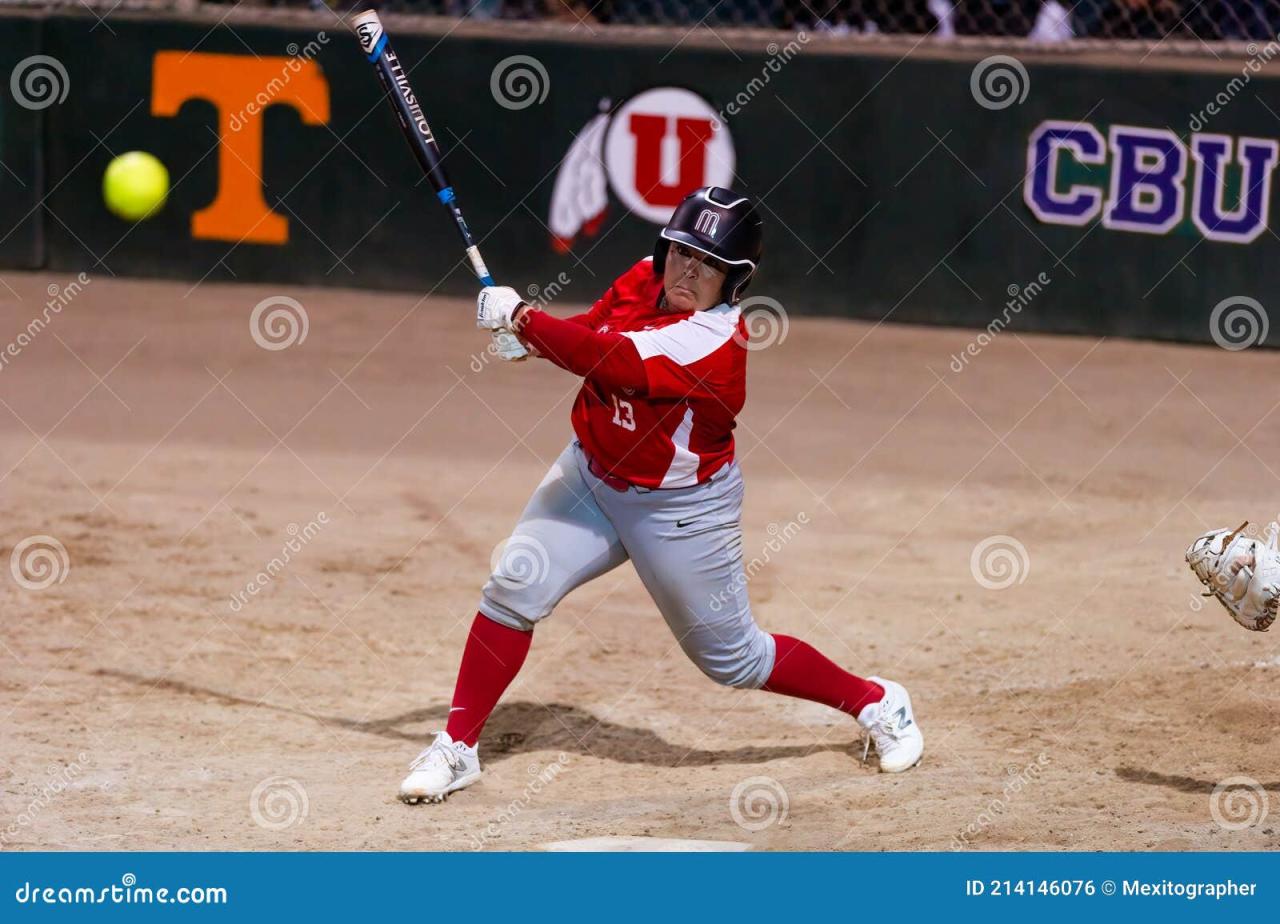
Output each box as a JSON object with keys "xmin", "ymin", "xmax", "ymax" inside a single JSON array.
[
  {"xmin": 489, "ymin": 328, "xmax": 529, "ymax": 362},
  {"xmin": 476, "ymin": 286, "xmax": 525, "ymax": 331}
]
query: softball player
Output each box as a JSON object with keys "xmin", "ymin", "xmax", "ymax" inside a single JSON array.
[{"xmin": 399, "ymin": 187, "xmax": 924, "ymax": 803}]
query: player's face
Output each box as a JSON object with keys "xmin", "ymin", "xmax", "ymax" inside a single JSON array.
[{"xmin": 664, "ymin": 244, "xmax": 728, "ymax": 312}]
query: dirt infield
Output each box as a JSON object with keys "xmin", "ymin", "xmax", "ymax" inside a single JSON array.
[{"xmin": 1, "ymin": 270, "xmax": 1277, "ymax": 851}]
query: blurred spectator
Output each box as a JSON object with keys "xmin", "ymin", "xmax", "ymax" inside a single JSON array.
[
  {"xmin": 505, "ymin": 0, "xmax": 597, "ymax": 22},
  {"xmin": 1181, "ymin": 0, "xmax": 1280, "ymax": 39},
  {"xmin": 106, "ymin": 0, "xmax": 1280, "ymax": 41},
  {"xmin": 781, "ymin": 0, "xmax": 939, "ymax": 34},
  {"xmin": 1028, "ymin": 0, "xmax": 1073, "ymax": 40},
  {"xmin": 953, "ymin": 0, "xmax": 1041, "ymax": 36},
  {"xmin": 1071, "ymin": 0, "xmax": 1184, "ymax": 39},
  {"xmin": 599, "ymin": 0, "xmax": 785, "ymax": 27}
]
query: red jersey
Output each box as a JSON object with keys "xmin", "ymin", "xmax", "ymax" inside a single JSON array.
[{"xmin": 521, "ymin": 257, "xmax": 747, "ymax": 489}]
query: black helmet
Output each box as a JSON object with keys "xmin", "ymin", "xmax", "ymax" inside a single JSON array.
[{"xmin": 653, "ymin": 187, "xmax": 763, "ymax": 305}]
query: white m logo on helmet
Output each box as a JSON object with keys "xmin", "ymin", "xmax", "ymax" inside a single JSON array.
[{"xmin": 694, "ymin": 208, "xmax": 720, "ymax": 237}]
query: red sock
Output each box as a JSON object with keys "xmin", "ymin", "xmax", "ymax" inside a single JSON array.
[
  {"xmin": 761, "ymin": 634, "xmax": 884, "ymax": 718},
  {"xmin": 445, "ymin": 612, "xmax": 533, "ymax": 747}
]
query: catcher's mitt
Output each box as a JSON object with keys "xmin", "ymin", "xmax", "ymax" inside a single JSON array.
[{"xmin": 1186, "ymin": 521, "xmax": 1279, "ymax": 632}]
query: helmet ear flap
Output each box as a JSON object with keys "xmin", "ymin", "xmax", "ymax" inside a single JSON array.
[
  {"xmin": 725, "ymin": 265, "xmax": 756, "ymax": 305},
  {"xmin": 653, "ymin": 239, "xmax": 670, "ymax": 277}
]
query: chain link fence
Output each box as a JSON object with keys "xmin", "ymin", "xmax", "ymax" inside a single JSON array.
[
  {"xmin": 380, "ymin": 1, "xmax": 1280, "ymax": 40},
  {"xmin": 4, "ymin": 0, "xmax": 1278, "ymax": 44}
]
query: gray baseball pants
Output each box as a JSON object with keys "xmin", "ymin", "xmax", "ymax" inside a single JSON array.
[{"xmin": 479, "ymin": 440, "xmax": 776, "ymax": 689}]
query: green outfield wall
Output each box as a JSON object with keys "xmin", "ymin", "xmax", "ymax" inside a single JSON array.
[
  {"xmin": 0, "ymin": 14, "xmax": 45, "ymax": 269},
  {"xmin": 3, "ymin": 10, "xmax": 1278, "ymax": 346}
]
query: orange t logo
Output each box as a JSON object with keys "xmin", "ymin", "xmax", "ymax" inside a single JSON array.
[{"xmin": 152, "ymin": 51, "xmax": 330, "ymax": 245}]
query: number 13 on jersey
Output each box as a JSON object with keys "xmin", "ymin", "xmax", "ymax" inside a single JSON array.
[{"xmin": 610, "ymin": 393, "xmax": 636, "ymax": 431}]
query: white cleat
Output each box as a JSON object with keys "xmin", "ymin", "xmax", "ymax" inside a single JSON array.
[
  {"xmin": 398, "ymin": 731, "xmax": 481, "ymax": 804},
  {"xmin": 857, "ymin": 677, "xmax": 924, "ymax": 773}
]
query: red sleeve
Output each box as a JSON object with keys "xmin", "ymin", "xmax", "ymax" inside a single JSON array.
[
  {"xmin": 520, "ymin": 310, "xmax": 647, "ymax": 392},
  {"xmin": 559, "ymin": 299, "xmax": 607, "ymax": 329},
  {"xmin": 575, "ymin": 283, "xmax": 618, "ymax": 329}
]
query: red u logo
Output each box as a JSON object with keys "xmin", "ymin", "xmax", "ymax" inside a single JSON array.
[{"xmin": 627, "ymin": 113, "xmax": 714, "ymax": 208}]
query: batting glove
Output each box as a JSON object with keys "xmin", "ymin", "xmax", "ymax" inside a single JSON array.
[
  {"xmin": 489, "ymin": 329, "xmax": 529, "ymax": 363},
  {"xmin": 476, "ymin": 286, "xmax": 525, "ymax": 331}
]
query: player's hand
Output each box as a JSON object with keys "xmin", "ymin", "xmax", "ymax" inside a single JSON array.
[
  {"xmin": 476, "ymin": 286, "xmax": 525, "ymax": 331},
  {"xmin": 490, "ymin": 329, "xmax": 529, "ymax": 362}
]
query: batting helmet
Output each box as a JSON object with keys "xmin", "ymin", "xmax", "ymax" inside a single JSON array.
[{"xmin": 654, "ymin": 187, "xmax": 763, "ymax": 305}]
